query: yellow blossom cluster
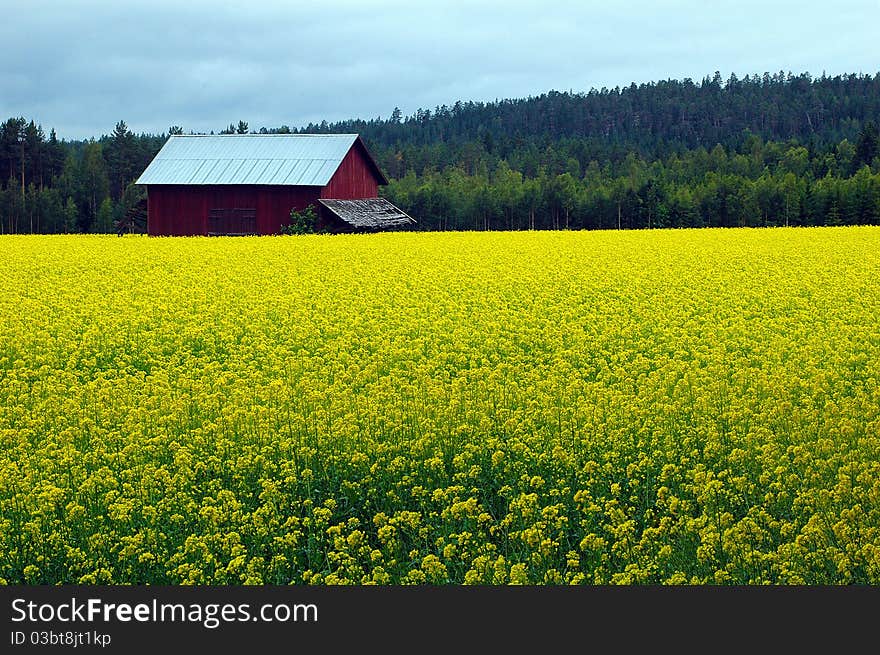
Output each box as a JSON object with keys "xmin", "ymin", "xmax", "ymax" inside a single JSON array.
[{"xmin": 1, "ymin": 227, "xmax": 879, "ymax": 584}]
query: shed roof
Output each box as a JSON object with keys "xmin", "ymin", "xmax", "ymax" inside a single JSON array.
[
  {"xmin": 136, "ymin": 134, "xmax": 386, "ymax": 186},
  {"xmin": 319, "ymin": 198, "xmax": 416, "ymax": 230}
]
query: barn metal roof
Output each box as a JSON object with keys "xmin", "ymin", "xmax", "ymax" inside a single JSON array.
[
  {"xmin": 135, "ymin": 134, "xmax": 362, "ymax": 186},
  {"xmin": 319, "ymin": 198, "xmax": 416, "ymax": 230}
]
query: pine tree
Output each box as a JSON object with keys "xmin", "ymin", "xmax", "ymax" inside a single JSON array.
[
  {"xmin": 853, "ymin": 122, "xmax": 879, "ymax": 174},
  {"xmin": 106, "ymin": 120, "xmax": 136, "ymax": 199}
]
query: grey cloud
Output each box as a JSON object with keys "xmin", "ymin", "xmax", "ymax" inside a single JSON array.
[{"xmin": 1, "ymin": 0, "xmax": 878, "ymax": 138}]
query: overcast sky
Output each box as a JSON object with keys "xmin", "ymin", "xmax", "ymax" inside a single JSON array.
[{"xmin": 2, "ymin": 0, "xmax": 878, "ymax": 139}]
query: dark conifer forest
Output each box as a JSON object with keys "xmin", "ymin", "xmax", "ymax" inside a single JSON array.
[{"xmin": 2, "ymin": 70, "xmax": 879, "ymax": 233}]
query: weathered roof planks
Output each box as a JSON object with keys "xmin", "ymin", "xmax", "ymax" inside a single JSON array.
[{"xmin": 319, "ymin": 198, "xmax": 416, "ymax": 230}]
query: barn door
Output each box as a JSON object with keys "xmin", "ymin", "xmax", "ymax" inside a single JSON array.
[{"xmin": 208, "ymin": 208, "xmax": 257, "ymax": 235}]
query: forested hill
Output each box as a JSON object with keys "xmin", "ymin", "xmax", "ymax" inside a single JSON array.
[
  {"xmin": 308, "ymin": 71, "xmax": 880, "ymax": 175},
  {"xmin": 1, "ymin": 70, "xmax": 879, "ymax": 233}
]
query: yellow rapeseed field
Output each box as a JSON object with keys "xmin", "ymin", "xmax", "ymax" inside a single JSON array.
[{"xmin": 1, "ymin": 227, "xmax": 879, "ymax": 584}]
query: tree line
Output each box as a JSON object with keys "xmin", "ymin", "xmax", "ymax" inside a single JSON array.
[
  {"xmin": 0, "ymin": 119, "xmax": 163, "ymax": 234},
  {"xmin": 382, "ymin": 127, "xmax": 880, "ymax": 231},
  {"xmin": 0, "ymin": 70, "xmax": 878, "ymax": 233}
]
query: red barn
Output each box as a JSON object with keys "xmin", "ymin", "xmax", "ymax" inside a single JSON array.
[{"xmin": 135, "ymin": 134, "xmax": 414, "ymax": 235}]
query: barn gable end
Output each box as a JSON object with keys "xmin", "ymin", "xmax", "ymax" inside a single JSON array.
[{"xmin": 320, "ymin": 139, "xmax": 385, "ymax": 200}]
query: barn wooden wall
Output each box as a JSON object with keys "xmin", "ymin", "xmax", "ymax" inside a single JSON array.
[{"xmin": 147, "ymin": 186, "xmax": 322, "ymax": 235}]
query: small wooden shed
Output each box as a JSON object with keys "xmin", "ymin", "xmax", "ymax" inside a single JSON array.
[{"xmin": 135, "ymin": 134, "xmax": 414, "ymax": 235}]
